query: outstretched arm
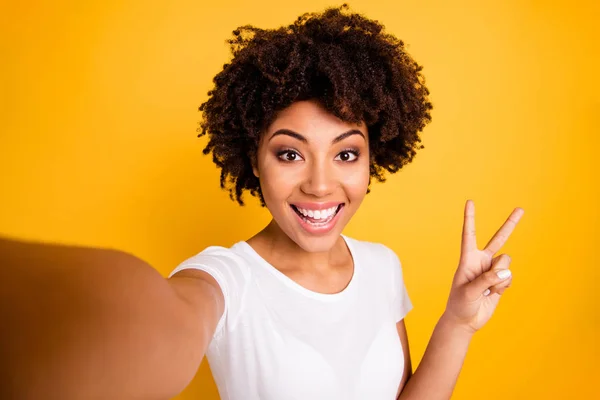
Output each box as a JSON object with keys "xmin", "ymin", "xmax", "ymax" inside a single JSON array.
[{"xmin": 0, "ymin": 237, "xmax": 223, "ymax": 400}]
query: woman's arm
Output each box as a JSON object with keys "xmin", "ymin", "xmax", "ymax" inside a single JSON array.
[
  {"xmin": 0, "ymin": 236, "xmax": 223, "ymax": 400},
  {"xmin": 397, "ymin": 201, "xmax": 524, "ymax": 399},
  {"xmin": 397, "ymin": 315, "xmax": 472, "ymax": 399}
]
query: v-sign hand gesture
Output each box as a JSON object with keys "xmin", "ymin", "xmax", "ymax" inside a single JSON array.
[{"xmin": 444, "ymin": 200, "xmax": 525, "ymax": 334}]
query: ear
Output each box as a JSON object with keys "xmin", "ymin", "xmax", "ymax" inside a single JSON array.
[{"xmin": 250, "ymin": 154, "xmax": 259, "ymax": 178}]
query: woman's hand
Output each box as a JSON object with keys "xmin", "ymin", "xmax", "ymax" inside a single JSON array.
[{"xmin": 443, "ymin": 200, "xmax": 525, "ymax": 334}]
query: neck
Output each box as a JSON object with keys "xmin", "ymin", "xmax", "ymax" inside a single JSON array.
[{"xmin": 249, "ymin": 219, "xmax": 346, "ymax": 273}]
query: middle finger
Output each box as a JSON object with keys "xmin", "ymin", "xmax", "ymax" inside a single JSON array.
[{"xmin": 483, "ymin": 207, "xmax": 524, "ymax": 255}]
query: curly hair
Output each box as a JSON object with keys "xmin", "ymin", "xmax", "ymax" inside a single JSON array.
[{"xmin": 198, "ymin": 3, "xmax": 432, "ymax": 206}]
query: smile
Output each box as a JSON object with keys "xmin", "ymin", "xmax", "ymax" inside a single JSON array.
[{"xmin": 290, "ymin": 203, "xmax": 344, "ymax": 234}]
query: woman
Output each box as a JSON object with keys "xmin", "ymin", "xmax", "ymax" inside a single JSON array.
[{"xmin": 0, "ymin": 4, "xmax": 523, "ymax": 399}]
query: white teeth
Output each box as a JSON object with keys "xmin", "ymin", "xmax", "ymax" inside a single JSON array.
[{"xmin": 296, "ymin": 205, "xmax": 339, "ymax": 220}]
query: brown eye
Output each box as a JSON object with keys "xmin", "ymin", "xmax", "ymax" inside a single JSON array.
[
  {"xmin": 334, "ymin": 150, "xmax": 359, "ymax": 162},
  {"xmin": 277, "ymin": 150, "xmax": 303, "ymax": 162}
]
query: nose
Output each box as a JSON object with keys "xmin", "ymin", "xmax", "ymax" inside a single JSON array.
[{"xmin": 299, "ymin": 159, "xmax": 337, "ymax": 198}]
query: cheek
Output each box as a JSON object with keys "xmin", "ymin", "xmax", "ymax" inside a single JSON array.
[
  {"xmin": 258, "ymin": 161, "xmax": 297, "ymax": 203},
  {"xmin": 342, "ymin": 163, "xmax": 370, "ymax": 200}
]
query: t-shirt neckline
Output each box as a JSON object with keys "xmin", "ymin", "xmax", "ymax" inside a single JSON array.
[{"xmin": 234, "ymin": 234, "xmax": 358, "ymax": 302}]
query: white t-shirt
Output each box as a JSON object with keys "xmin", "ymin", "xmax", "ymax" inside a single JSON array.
[{"xmin": 168, "ymin": 235, "xmax": 412, "ymax": 400}]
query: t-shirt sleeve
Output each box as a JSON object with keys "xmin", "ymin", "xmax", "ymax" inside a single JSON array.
[
  {"xmin": 168, "ymin": 246, "xmax": 249, "ymax": 339},
  {"xmin": 387, "ymin": 247, "xmax": 413, "ymax": 322}
]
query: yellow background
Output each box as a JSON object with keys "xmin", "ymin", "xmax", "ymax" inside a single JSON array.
[{"xmin": 1, "ymin": 0, "xmax": 598, "ymax": 398}]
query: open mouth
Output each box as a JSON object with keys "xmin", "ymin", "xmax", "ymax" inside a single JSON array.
[{"xmin": 290, "ymin": 203, "xmax": 344, "ymax": 226}]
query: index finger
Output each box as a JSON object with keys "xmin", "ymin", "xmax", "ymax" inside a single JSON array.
[
  {"xmin": 461, "ymin": 199, "xmax": 477, "ymax": 254},
  {"xmin": 483, "ymin": 207, "xmax": 525, "ymax": 256}
]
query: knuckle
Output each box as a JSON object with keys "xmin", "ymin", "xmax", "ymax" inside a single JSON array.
[
  {"xmin": 496, "ymin": 253, "xmax": 511, "ymax": 263},
  {"xmin": 486, "ymin": 270, "xmax": 499, "ymax": 282}
]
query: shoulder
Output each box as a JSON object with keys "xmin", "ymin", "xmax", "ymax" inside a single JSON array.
[
  {"xmin": 169, "ymin": 243, "xmax": 251, "ymax": 280},
  {"xmin": 168, "ymin": 243, "xmax": 252, "ymax": 313},
  {"xmin": 343, "ymin": 235, "xmax": 398, "ymax": 264},
  {"xmin": 168, "ymin": 243, "xmax": 252, "ymax": 335},
  {"xmin": 343, "ymin": 235, "xmax": 404, "ymax": 286}
]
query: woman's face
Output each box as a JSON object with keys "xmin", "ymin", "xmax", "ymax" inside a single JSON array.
[{"xmin": 253, "ymin": 99, "xmax": 370, "ymax": 253}]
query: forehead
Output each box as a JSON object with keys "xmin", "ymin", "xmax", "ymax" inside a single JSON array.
[{"xmin": 266, "ymin": 100, "xmax": 365, "ymax": 137}]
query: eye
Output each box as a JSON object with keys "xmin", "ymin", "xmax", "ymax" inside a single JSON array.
[
  {"xmin": 277, "ymin": 149, "xmax": 303, "ymax": 162},
  {"xmin": 334, "ymin": 150, "xmax": 359, "ymax": 162}
]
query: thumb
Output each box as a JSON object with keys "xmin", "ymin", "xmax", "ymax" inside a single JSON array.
[{"xmin": 466, "ymin": 254, "xmax": 512, "ymax": 299}]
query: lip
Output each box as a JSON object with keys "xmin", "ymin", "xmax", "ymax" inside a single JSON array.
[
  {"xmin": 291, "ymin": 203, "xmax": 345, "ymax": 235},
  {"xmin": 290, "ymin": 201, "xmax": 344, "ymax": 211}
]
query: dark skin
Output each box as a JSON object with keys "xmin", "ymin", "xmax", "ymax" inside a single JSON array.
[
  {"xmin": 0, "ymin": 101, "xmax": 524, "ymax": 400},
  {"xmin": 0, "ymin": 238, "xmax": 213, "ymax": 399},
  {"xmin": 0, "ymin": 4, "xmax": 525, "ymax": 399},
  {"xmin": 0, "ymin": 200, "xmax": 523, "ymax": 399},
  {"xmin": 197, "ymin": 5, "xmax": 433, "ymax": 207},
  {"xmin": 244, "ymin": 99, "xmax": 408, "ymax": 394}
]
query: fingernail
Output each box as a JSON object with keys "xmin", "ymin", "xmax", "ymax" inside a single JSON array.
[
  {"xmin": 497, "ymin": 269, "xmax": 512, "ymax": 280},
  {"xmin": 483, "ymin": 289, "xmax": 491, "ymax": 296}
]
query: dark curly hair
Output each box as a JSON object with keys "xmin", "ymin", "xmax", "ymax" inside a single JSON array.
[{"xmin": 198, "ymin": 3, "xmax": 432, "ymax": 206}]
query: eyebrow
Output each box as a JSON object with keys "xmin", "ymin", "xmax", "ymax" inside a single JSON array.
[{"xmin": 268, "ymin": 129, "xmax": 365, "ymax": 144}]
